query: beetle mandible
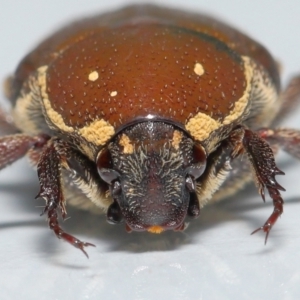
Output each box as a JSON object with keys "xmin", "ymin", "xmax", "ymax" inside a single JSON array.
[{"xmin": 1, "ymin": 4, "xmax": 300, "ymax": 257}]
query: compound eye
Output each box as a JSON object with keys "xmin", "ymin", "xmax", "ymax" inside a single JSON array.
[
  {"xmin": 185, "ymin": 164, "xmax": 205, "ymax": 179},
  {"xmin": 185, "ymin": 144, "xmax": 206, "ymax": 179},
  {"xmin": 98, "ymin": 168, "xmax": 120, "ymax": 184},
  {"xmin": 97, "ymin": 148, "xmax": 120, "ymax": 184}
]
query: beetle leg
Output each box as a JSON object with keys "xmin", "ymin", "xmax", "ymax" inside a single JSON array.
[
  {"xmin": 0, "ymin": 134, "xmax": 49, "ymax": 170},
  {"xmin": 228, "ymin": 127, "xmax": 285, "ymax": 243},
  {"xmin": 258, "ymin": 128, "xmax": 300, "ymax": 160},
  {"xmin": 36, "ymin": 140, "xmax": 67, "ymax": 218},
  {"xmin": 0, "ymin": 76, "xmax": 19, "ymax": 135},
  {"xmin": 273, "ymin": 75, "xmax": 300, "ymax": 126},
  {"xmin": 0, "ymin": 107, "xmax": 19, "ymax": 135},
  {"xmin": 36, "ymin": 139, "xmax": 95, "ymax": 258},
  {"xmin": 61, "ymin": 142, "xmax": 111, "ymax": 213}
]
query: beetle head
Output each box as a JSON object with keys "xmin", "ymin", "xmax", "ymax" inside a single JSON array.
[{"xmin": 97, "ymin": 122, "xmax": 206, "ymax": 233}]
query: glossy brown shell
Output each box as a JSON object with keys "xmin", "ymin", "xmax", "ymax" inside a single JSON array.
[{"xmin": 11, "ymin": 4, "xmax": 279, "ymax": 133}]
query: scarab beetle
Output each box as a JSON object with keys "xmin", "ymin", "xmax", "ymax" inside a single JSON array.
[{"xmin": 1, "ymin": 4, "xmax": 300, "ymax": 257}]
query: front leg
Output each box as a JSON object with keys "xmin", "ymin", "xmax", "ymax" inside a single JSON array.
[
  {"xmin": 0, "ymin": 106, "xmax": 19, "ymax": 136},
  {"xmin": 273, "ymin": 75, "xmax": 300, "ymax": 126},
  {"xmin": 258, "ymin": 128, "xmax": 300, "ymax": 160},
  {"xmin": 36, "ymin": 139, "xmax": 95, "ymax": 258},
  {"xmin": 228, "ymin": 127, "xmax": 286, "ymax": 243}
]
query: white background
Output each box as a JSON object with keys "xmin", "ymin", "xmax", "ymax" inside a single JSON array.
[{"xmin": 0, "ymin": 1, "xmax": 300, "ymax": 299}]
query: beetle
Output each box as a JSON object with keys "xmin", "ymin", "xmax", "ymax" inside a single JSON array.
[{"xmin": 1, "ymin": 4, "xmax": 300, "ymax": 257}]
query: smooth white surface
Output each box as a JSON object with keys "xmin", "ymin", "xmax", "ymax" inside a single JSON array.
[{"xmin": 0, "ymin": 1, "xmax": 300, "ymax": 299}]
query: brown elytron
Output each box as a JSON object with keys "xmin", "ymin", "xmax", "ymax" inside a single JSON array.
[{"xmin": 0, "ymin": 4, "xmax": 300, "ymax": 257}]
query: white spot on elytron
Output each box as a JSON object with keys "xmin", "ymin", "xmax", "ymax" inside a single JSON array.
[
  {"xmin": 145, "ymin": 114, "xmax": 155, "ymax": 119},
  {"xmin": 110, "ymin": 91, "xmax": 117, "ymax": 97},
  {"xmin": 194, "ymin": 63, "xmax": 205, "ymax": 76},
  {"xmin": 88, "ymin": 71, "xmax": 99, "ymax": 82}
]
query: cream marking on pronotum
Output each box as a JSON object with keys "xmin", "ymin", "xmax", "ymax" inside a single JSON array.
[
  {"xmin": 194, "ymin": 62, "xmax": 205, "ymax": 76},
  {"xmin": 185, "ymin": 113, "xmax": 221, "ymax": 142},
  {"xmin": 186, "ymin": 56, "xmax": 256, "ymax": 141},
  {"xmin": 38, "ymin": 66, "xmax": 74, "ymax": 133},
  {"xmin": 222, "ymin": 56, "xmax": 253, "ymax": 125},
  {"xmin": 110, "ymin": 91, "xmax": 118, "ymax": 97},
  {"xmin": 78, "ymin": 119, "xmax": 115, "ymax": 146},
  {"xmin": 88, "ymin": 70, "xmax": 99, "ymax": 82},
  {"xmin": 38, "ymin": 66, "xmax": 115, "ymax": 146}
]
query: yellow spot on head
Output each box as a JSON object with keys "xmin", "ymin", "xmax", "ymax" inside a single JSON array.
[
  {"xmin": 172, "ymin": 130, "xmax": 183, "ymax": 149},
  {"xmin": 194, "ymin": 63, "xmax": 205, "ymax": 76},
  {"xmin": 119, "ymin": 134, "xmax": 134, "ymax": 154},
  {"xmin": 88, "ymin": 71, "xmax": 99, "ymax": 82},
  {"xmin": 110, "ymin": 91, "xmax": 118, "ymax": 97},
  {"xmin": 148, "ymin": 226, "xmax": 164, "ymax": 234}
]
